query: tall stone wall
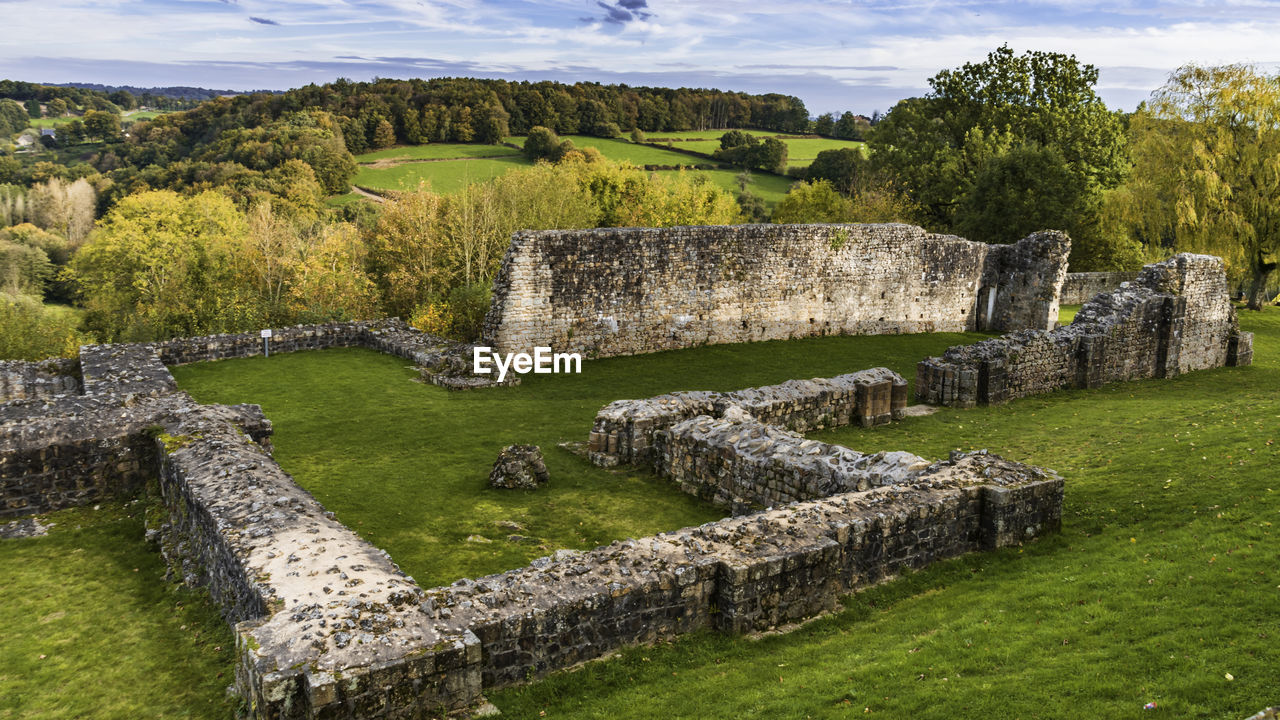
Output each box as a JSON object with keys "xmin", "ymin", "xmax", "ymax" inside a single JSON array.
[
  {"xmin": 482, "ymin": 224, "xmax": 1071, "ymax": 358},
  {"xmin": 1060, "ymin": 271, "xmax": 1140, "ymax": 305},
  {"xmin": 917, "ymin": 254, "xmax": 1253, "ymax": 407}
]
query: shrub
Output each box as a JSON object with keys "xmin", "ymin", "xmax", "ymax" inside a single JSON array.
[{"xmin": 0, "ymin": 292, "xmax": 89, "ymax": 360}]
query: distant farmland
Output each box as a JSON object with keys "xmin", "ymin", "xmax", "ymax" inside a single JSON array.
[{"xmin": 347, "ymin": 131, "xmax": 862, "ymax": 205}]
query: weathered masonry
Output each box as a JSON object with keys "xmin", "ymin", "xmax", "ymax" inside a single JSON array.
[
  {"xmin": 1059, "ymin": 271, "xmax": 1140, "ymax": 305},
  {"xmin": 482, "ymin": 224, "xmax": 1071, "ymax": 358},
  {"xmin": 588, "ymin": 367, "xmax": 907, "ymax": 468},
  {"xmin": 917, "ymin": 254, "xmax": 1254, "ymax": 407},
  {"xmin": 4, "ymin": 321, "xmax": 1064, "ymax": 718}
]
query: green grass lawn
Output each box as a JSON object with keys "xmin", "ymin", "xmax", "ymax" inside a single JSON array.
[
  {"xmin": 0, "ymin": 503, "xmax": 236, "ymax": 720},
  {"xmin": 644, "ymin": 129, "xmax": 786, "ymax": 141},
  {"xmin": 354, "ymin": 155, "xmax": 535, "ymax": 194},
  {"xmin": 783, "ymin": 137, "xmax": 869, "ymax": 167},
  {"xmin": 170, "ymin": 330, "xmax": 977, "ymax": 587},
  {"xmin": 349, "ymin": 137, "xmax": 792, "ymax": 202},
  {"xmin": 354, "ymin": 143, "xmax": 520, "ymax": 163},
  {"xmin": 6, "ymin": 308, "xmax": 1278, "ymax": 718},
  {"xmin": 324, "ymin": 191, "xmax": 369, "ymax": 207}
]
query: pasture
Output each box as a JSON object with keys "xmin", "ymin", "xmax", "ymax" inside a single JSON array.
[
  {"xmin": 348, "ymin": 136, "xmax": 799, "ymax": 205},
  {"xmin": 354, "ymin": 154, "xmax": 534, "ymax": 194}
]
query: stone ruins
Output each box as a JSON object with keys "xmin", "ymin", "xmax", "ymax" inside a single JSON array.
[
  {"xmin": 0, "ymin": 315, "xmax": 1066, "ymax": 718},
  {"xmin": 0, "ymin": 221, "xmax": 1258, "ymax": 720},
  {"xmin": 482, "ymin": 224, "xmax": 1071, "ymax": 358},
  {"xmin": 917, "ymin": 254, "xmax": 1253, "ymax": 407}
]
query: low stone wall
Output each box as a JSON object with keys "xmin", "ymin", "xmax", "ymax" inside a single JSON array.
[
  {"xmin": 588, "ymin": 367, "xmax": 907, "ymax": 466},
  {"xmin": 917, "ymin": 254, "xmax": 1253, "ymax": 407},
  {"xmin": 155, "ymin": 413, "xmax": 479, "ymax": 719},
  {"xmin": 150, "ymin": 319, "xmax": 457, "ymax": 369},
  {"xmin": 1060, "ymin": 271, "xmax": 1139, "ymax": 305},
  {"xmin": 0, "ymin": 394, "xmax": 271, "ymax": 520},
  {"xmin": 423, "ymin": 451, "xmax": 1063, "ymax": 690},
  {"xmin": 654, "ymin": 413, "xmax": 931, "ymax": 510},
  {"xmin": 3, "ymin": 319, "xmax": 1066, "ymax": 718},
  {"xmin": 482, "ymin": 224, "xmax": 1071, "ymax": 358},
  {"xmin": 0, "ymin": 358, "xmax": 80, "ymax": 403}
]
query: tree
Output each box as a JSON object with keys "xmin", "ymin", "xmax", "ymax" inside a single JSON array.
[
  {"xmin": 24, "ymin": 98, "xmax": 41, "ymax": 119},
  {"xmin": 804, "ymin": 148, "xmax": 866, "ymax": 195},
  {"xmin": 813, "ymin": 113, "xmax": 835, "ymax": 136},
  {"xmin": 69, "ymin": 190, "xmax": 252, "ymax": 340},
  {"xmin": 28, "ymin": 178, "xmax": 97, "ymax": 247},
  {"xmin": 83, "ymin": 110, "xmax": 122, "ymax": 142},
  {"xmin": 1125, "ymin": 64, "xmax": 1280, "ymax": 308},
  {"xmin": 834, "ymin": 112, "xmax": 870, "ymax": 140},
  {"xmin": 372, "ymin": 117, "xmax": 397, "ymax": 148},
  {"xmin": 953, "ymin": 143, "xmax": 1092, "ymax": 246},
  {"xmin": 0, "ymin": 239, "xmax": 53, "ymax": 296},
  {"xmin": 523, "ymin": 126, "xmax": 573, "ymax": 162},
  {"xmin": 771, "ymin": 180, "xmax": 854, "ymax": 223},
  {"xmin": 869, "ymin": 45, "xmax": 1125, "ymax": 232}
]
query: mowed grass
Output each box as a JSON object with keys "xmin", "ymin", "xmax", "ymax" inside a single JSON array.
[
  {"xmin": 354, "ymin": 155, "xmax": 534, "ymax": 194},
  {"xmin": 170, "ymin": 330, "xmax": 977, "ymax": 588},
  {"xmin": 354, "ymin": 143, "xmax": 519, "ymax": 163},
  {"xmin": 784, "ymin": 137, "xmax": 868, "ymax": 167},
  {"xmin": 0, "ymin": 503, "xmax": 236, "ymax": 720},
  {"xmin": 645, "ymin": 129, "xmax": 784, "ymax": 141},
  {"xmin": 489, "ymin": 307, "xmax": 1280, "ymax": 719},
  {"xmin": 7, "ymin": 308, "xmax": 1279, "ymax": 719}
]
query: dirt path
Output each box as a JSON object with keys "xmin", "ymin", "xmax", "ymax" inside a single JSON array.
[{"xmin": 349, "ymin": 185, "xmax": 386, "ymax": 203}]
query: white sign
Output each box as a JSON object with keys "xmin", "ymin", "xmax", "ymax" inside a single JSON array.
[{"xmin": 260, "ymin": 329, "xmax": 273, "ymax": 338}]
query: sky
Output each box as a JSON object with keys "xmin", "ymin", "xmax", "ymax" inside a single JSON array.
[{"xmin": 3, "ymin": 0, "xmax": 1280, "ymax": 115}]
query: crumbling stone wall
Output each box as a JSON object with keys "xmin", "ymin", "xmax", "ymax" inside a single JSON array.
[
  {"xmin": 423, "ymin": 452, "xmax": 1062, "ymax": 690},
  {"xmin": 155, "ymin": 414, "xmax": 479, "ymax": 719},
  {"xmin": 2, "ymin": 319, "xmax": 445, "ymax": 521},
  {"xmin": 482, "ymin": 224, "xmax": 1071, "ymax": 358},
  {"xmin": 1060, "ymin": 271, "xmax": 1140, "ymax": 305},
  {"xmin": 654, "ymin": 414, "xmax": 931, "ymax": 510},
  {"xmin": 588, "ymin": 367, "xmax": 907, "ymax": 467},
  {"xmin": 917, "ymin": 254, "xmax": 1253, "ymax": 407},
  {"xmin": 3, "ymin": 318, "xmax": 1067, "ymax": 719},
  {"xmin": 0, "ymin": 358, "xmax": 80, "ymax": 403}
]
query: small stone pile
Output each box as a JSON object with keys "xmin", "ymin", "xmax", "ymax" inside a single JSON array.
[{"xmin": 488, "ymin": 445, "xmax": 549, "ymax": 489}]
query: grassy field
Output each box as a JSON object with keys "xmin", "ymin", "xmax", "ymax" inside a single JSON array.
[
  {"xmin": 354, "ymin": 155, "xmax": 535, "ymax": 194},
  {"xmin": 350, "ymin": 136, "xmax": 797, "ymax": 203},
  {"xmin": 656, "ymin": 167, "xmax": 793, "ymax": 206},
  {"xmin": 6, "ymin": 308, "xmax": 1277, "ymax": 718},
  {"xmin": 644, "ymin": 129, "xmax": 787, "ymax": 141},
  {"xmin": 527, "ymin": 135, "xmax": 716, "ymax": 167},
  {"xmin": 170, "ymin": 330, "xmax": 977, "ymax": 587},
  {"xmin": 354, "ymin": 143, "xmax": 520, "ymax": 163},
  {"xmin": 0, "ymin": 503, "xmax": 237, "ymax": 720},
  {"xmin": 640, "ymin": 131, "xmax": 866, "ymax": 169}
]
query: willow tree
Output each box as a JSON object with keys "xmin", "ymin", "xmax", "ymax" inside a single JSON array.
[{"xmin": 1130, "ymin": 64, "xmax": 1280, "ymax": 309}]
